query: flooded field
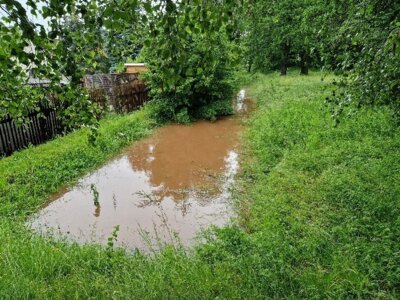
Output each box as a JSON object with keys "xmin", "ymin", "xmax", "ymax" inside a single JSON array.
[{"xmin": 29, "ymin": 91, "xmax": 252, "ymax": 250}]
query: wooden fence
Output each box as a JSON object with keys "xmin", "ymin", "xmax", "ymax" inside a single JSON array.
[
  {"xmin": 113, "ymin": 80, "xmax": 148, "ymax": 113},
  {"xmin": 86, "ymin": 77, "xmax": 148, "ymax": 113},
  {"xmin": 0, "ymin": 73, "xmax": 149, "ymax": 157},
  {"xmin": 0, "ymin": 102, "xmax": 64, "ymax": 156}
]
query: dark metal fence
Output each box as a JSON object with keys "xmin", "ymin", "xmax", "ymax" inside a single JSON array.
[{"xmin": 0, "ymin": 73, "xmax": 149, "ymax": 157}]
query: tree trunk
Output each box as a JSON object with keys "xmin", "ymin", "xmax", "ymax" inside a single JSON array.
[
  {"xmin": 280, "ymin": 63, "xmax": 287, "ymax": 76},
  {"xmin": 300, "ymin": 50, "xmax": 309, "ymax": 75},
  {"xmin": 280, "ymin": 41, "xmax": 290, "ymax": 76},
  {"xmin": 248, "ymin": 59, "xmax": 252, "ymax": 73}
]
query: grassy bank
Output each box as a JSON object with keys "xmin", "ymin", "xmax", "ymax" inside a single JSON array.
[
  {"xmin": 0, "ymin": 108, "xmax": 155, "ymax": 219},
  {"xmin": 208, "ymin": 71, "xmax": 400, "ymax": 298},
  {"xmin": 1, "ymin": 71, "xmax": 399, "ymax": 298}
]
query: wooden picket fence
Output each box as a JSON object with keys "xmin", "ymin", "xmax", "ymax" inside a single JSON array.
[
  {"xmin": 0, "ymin": 102, "xmax": 64, "ymax": 156},
  {"xmin": 0, "ymin": 74, "xmax": 149, "ymax": 157}
]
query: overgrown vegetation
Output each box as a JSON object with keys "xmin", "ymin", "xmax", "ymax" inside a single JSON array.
[
  {"xmin": 141, "ymin": 1, "xmax": 238, "ymax": 122},
  {"xmin": 0, "ymin": 71, "xmax": 398, "ymax": 298},
  {"xmin": 243, "ymin": 0, "xmax": 400, "ymax": 119},
  {"xmin": 1, "ymin": 0, "xmax": 399, "ymax": 298},
  {"xmin": 202, "ymin": 71, "xmax": 400, "ymax": 298},
  {"xmin": 0, "ymin": 0, "xmax": 238, "ymax": 128}
]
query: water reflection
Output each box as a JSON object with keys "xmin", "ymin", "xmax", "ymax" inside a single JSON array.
[{"xmin": 127, "ymin": 118, "xmax": 240, "ymax": 202}]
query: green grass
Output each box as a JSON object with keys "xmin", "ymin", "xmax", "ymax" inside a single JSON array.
[
  {"xmin": 0, "ymin": 108, "xmax": 155, "ymax": 219},
  {"xmin": 218, "ymin": 71, "xmax": 400, "ymax": 298},
  {"xmin": 0, "ymin": 70, "xmax": 399, "ymax": 298}
]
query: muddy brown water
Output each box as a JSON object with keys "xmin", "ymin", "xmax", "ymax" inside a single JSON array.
[{"xmin": 29, "ymin": 91, "xmax": 252, "ymax": 250}]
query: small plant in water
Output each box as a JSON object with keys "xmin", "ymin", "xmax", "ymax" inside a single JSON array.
[
  {"xmin": 135, "ymin": 190, "xmax": 162, "ymax": 208},
  {"xmin": 90, "ymin": 184, "xmax": 100, "ymax": 206},
  {"xmin": 107, "ymin": 224, "xmax": 120, "ymax": 249}
]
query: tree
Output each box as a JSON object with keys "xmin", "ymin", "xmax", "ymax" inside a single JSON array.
[
  {"xmin": 242, "ymin": 0, "xmax": 399, "ymax": 121},
  {"xmin": 243, "ymin": 0, "xmax": 316, "ymax": 75},
  {"xmin": 1, "ymin": 0, "xmax": 238, "ymax": 128},
  {"xmin": 0, "ymin": 0, "xmax": 105, "ymax": 130},
  {"xmin": 323, "ymin": 0, "xmax": 400, "ymax": 120},
  {"xmin": 139, "ymin": 0, "xmax": 239, "ymax": 122},
  {"xmin": 61, "ymin": 15, "xmax": 110, "ymax": 74}
]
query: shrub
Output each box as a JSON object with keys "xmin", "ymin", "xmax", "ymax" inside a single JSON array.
[{"xmin": 142, "ymin": 0, "xmax": 236, "ymax": 123}]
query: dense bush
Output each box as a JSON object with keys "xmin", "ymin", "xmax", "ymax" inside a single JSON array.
[
  {"xmin": 144, "ymin": 34, "xmax": 235, "ymax": 123},
  {"xmin": 141, "ymin": 1, "xmax": 236, "ymax": 123}
]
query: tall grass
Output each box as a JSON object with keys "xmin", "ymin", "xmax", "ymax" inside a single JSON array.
[
  {"xmin": 0, "ymin": 70, "xmax": 398, "ymax": 298},
  {"xmin": 200, "ymin": 71, "xmax": 400, "ymax": 298}
]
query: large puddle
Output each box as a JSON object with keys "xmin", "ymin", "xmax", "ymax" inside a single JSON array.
[{"xmin": 29, "ymin": 91, "xmax": 252, "ymax": 250}]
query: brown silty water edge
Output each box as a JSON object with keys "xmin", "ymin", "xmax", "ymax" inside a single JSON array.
[{"xmin": 28, "ymin": 90, "xmax": 253, "ymax": 250}]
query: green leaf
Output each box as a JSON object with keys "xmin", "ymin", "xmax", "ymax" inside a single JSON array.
[
  {"xmin": 143, "ymin": 2, "xmax": 152, "ymax": 14},
  {"xmin": 185, "ymin": 68, "xmax": 194, "ymax": 76}
]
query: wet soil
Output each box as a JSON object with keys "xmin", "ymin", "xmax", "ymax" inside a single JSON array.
[{"xmin": 29, "ymin": 91, "xmax": 252, "ymax": 250}]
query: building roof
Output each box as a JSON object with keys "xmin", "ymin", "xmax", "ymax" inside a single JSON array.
[{"xmin": 124, "ymin": 63, "xmax": 147, "ymax": 67}]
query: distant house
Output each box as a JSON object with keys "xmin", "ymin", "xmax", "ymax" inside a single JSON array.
[
  {"xmin": 22, "ymin": 44, "xmax": 70, "ymax": 86},
  {"xmin": 124, "ymin": 63, "xmax": 147, "ymax": 74}
]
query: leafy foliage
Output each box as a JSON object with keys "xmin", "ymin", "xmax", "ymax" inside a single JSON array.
[
  {"xmin": 243, "ymin": 0, "xmax": 400, "ymax": 118},
  {"xmin": 243, "ymin": 0, "xmax": 322, "ymax": 75},
  {"xmin": 141, "ymin": 0, "xmax": 238, "ymax": 122},
  {"xmin": 144, "ymin": 33, "xmax": 235, "ymax": 122},
  {"xmin": 324, "ymin": 0, "xmax": 400, "ymax": 120},
  {"xmin": 1, "ymin": 0, "xmax": 239, "ymax": 128},
  {"xmin": 101, "ymin": 0, "xmax": 145, "ymax": 72},
  {"xmin": 0, "ymin": 0, "xmax": 105, "ymax": 133}
]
